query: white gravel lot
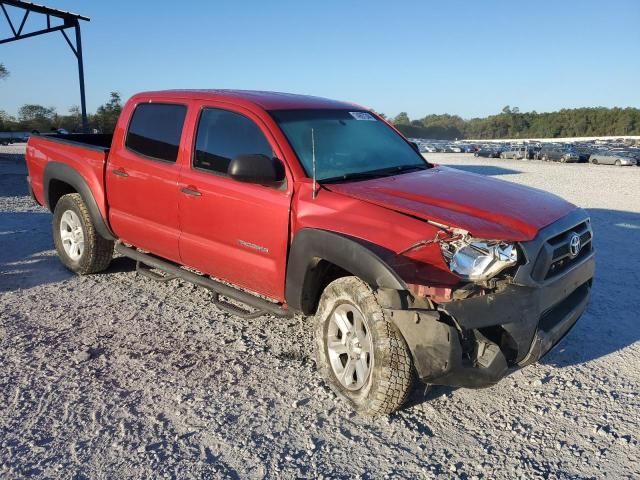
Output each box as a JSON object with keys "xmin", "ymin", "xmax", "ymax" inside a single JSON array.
[{"xmin": 1, "ymin": 147, "xmax": 639, "ymax": 479}]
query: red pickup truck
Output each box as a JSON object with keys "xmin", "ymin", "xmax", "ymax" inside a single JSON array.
[{"xmin": 25, "ymin": 90, "xmax": 595, "ymax": 415}]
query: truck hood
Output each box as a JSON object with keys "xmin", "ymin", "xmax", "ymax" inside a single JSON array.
[{"xmin": 324, "ymin": 166, "xmax": 576, "ymax": 241}]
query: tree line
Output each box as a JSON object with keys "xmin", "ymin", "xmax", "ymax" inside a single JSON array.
[
  {"xmin": 390, "ymin": 105, "xmax": 640, "ymax": 140},
  {"xmin": 0, "ymin": 92, "xmax": 123, "ymax": 134}
]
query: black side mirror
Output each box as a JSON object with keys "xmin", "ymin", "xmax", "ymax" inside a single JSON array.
[
  {"xmin": 227, "ymin": 154, "xmax": 285, "ymax": 184},
  {"xmin": 410, "ymin": 141, "xmax": 421, "ymax": 153}
]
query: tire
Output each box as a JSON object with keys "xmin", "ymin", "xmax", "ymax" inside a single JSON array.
[
  {"xmin": 591, "ymin": 158, "xmax": 598, "ymax": 164},
  {"xmin": 543, "ymin": 155, "xmax": 549, "ymax": 162},
  {"xmin": 314, "ymin": 277, "xmax": 414, "ymax": 416},
  {"xmin": 615, "ymin": 159, "xmax": 621, "ymax": 166},
  {"xmin": 560, "ymin": 156, "xmax": 567, "ymax": 163},
  {"xmin": 53, "ymin": 193, "xmax": 114, "ymax": 274}
]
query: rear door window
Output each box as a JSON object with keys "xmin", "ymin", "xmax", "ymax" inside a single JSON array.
[{"xmin": 125, "ymin": 103, "xmax": 187, "ymax": 162}]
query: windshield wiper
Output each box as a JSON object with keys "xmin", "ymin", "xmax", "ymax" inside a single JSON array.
[
  {"xmin": 321, "ymin": 171, "xmax": 389, "ymax": 183},
  {"xmin": 387, "ymin": 164, "xmax": 429, "ymax": 174},
  {"xmin": 321, "ymin": 164, "xmax": 429, "ymax": 184}
]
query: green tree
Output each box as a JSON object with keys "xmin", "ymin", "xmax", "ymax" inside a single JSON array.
[
  {"xmin": 392, "ymin": 106, "xmax": 640, "ymax": 140},
  {"xmin": 92, "ymin": 92, "xmax": 123, "ymax": 133},
  {"xmin": 393, "ymin": 112, "xmax": 411, "ymax": 126},
  {"xmin": 59, "ymin": 106, "xmax": 82, "ymax": 132},
  {"xmin": 18, "ymin": 104, "xmax": 57, "ymax": 132},
  {"xmin": 0, "ymin": 63, "xmax": 8, "ymax": 80}
]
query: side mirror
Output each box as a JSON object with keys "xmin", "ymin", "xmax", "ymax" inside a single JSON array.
[
  {"xmin": 410, "ymin": 142, "xmax": 421, "ymax": 153},
  {"xmin": 227, "ymin": 154, "xmax": 285, "ymax": 184}
]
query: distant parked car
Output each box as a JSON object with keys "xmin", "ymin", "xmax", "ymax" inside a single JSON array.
[
  {"xmin": 441, "ymin": 145, "xmax": 454, "ymax": 153},
  {"xmin": 500, "ymin": 146, "xmax": 526, "ymax": 159},
  {"xmin": 539, "ymin": 145, "xmax": 580, "ymax": 163},
  {"xmin": 589, "ymin": 151, "xmax": 637, "ymax": 166},
  {"xmin": 574, "ymin": 146, "xmax": 594, "ymax": 163},
  {"xmin": 449, "ymin": 145, "xmax": 463, "ymax": 153},
  {"xmin": 474, "ymin": 148, "xmax": 500, "ymax": 158},
  {"xmin": 422, "ymin": 144, "xmax": 438, "ymax": 153},
  {"xmin": 526, "ymin": 146, "xmax": 541, "ymax": 160}
]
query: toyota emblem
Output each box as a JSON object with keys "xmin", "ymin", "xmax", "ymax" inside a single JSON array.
[{"xmin": 569, "ymin": 233, "xmax": 581, "ymax": 258}]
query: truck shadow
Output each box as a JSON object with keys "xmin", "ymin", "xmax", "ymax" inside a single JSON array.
[
  {"xmin": 540, "ymin": 208, "xmax": 640, "ymax": 368},
  {"xmin": 0, "ymin": 212, "xmax": 73, "ymax": 291},
  {"xmin": 0, "ymin": 172, "xmax": 28, "ymax": 197},
  {"xmin": 0, "ymin": 211, "xmax": 137, "ymax": 291},
  {"xmin": 403, "ymin": 384, "xmax": 457, "ymax": 409}
]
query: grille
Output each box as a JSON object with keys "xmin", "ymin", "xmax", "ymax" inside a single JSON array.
[
  {"xmin": 545, "ymin": 223, "xmax": 592, "ymax": 279},
  {"xmin": 531, "ymin": 220, "xmax": 593, "ymax": 281}
]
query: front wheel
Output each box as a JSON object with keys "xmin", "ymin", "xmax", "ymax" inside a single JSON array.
[
  {"xmin": 615, "ymin": 159, "xmax": 622, "ymax": 166},
  {"xmin": 314, "ymin": 277, "xmax": 414, "ymax": 416},
  {"xmin": 53, "ymin": 193, "xmax": 114, "ymax": 274}
]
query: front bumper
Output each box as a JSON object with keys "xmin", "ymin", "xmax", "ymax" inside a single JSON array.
[{"xmin": 389, "ymin": 209, "xmax": 595, "ymax": 388}]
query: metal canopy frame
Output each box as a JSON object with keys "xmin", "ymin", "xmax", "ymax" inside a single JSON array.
[{"xmin": 0, "ymin": 0, "xmax": 90, "ymax": 130}]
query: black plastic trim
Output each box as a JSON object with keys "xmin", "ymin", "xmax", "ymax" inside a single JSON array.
[
  {"xmin": 285, "ymin": 228, "xmax": 407, "ymax": 313},
  {"xmin": 43, "ymin": 162, "xmax": 116, "ymax": 240},
  {"xmin": 35, "ymin": 133, "xmax": 112, "ymax": 153}
]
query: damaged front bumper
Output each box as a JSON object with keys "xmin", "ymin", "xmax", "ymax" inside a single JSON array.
[{"xmin": 389, "ymin": 209, "xmax": 595, "ymax": 388}]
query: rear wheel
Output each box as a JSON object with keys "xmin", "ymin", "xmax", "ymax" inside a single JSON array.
[
  {"xmin": 53, "ymin": 193, "xmax": 114, "ymax": 274},
  {"xmin": 591, "ymin": 158, "xmax": 598, "ymax": 164},
  {"xmin": 314, "ymin": 277, "xmax": 414, "ymax": 416},
  {"xmin": 615, "ymin": 159, "xmax": 622, "ymax": 166}
]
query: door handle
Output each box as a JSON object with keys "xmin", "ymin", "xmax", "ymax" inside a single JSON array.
[
  {"xmin": 180, "ymin": 186, "xmax": 201, "ymax": 197},
  {"xmin": 112, "ymin": 168, "xmax": 129, "ymax": 177}
]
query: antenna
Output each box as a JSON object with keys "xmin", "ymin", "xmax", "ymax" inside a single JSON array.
[{"xmin": 311, "ymin": 128, "xmax": 317, "ymax": 199}]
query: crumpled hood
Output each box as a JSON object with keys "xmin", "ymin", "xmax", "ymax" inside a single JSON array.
[{"xmin": 325, "ymin": 166, "xmax": 576, "ymax": 241}]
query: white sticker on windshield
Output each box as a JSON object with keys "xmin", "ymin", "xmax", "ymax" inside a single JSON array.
[{"xmin": 349, "ymin": 111, "xmax": 376, "ymax": 121}]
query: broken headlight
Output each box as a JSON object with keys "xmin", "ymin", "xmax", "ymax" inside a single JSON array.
[{"xmin": 440, "ymin": 238, "xmax": 518, "ymax": 282}]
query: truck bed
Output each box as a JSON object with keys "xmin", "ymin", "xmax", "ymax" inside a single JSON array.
[{"xmin": 26, "ymin": 133, "xmax": 113, "ymax": 221}]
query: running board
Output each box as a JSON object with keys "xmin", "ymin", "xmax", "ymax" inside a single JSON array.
[{"xmin": 115, "ymin": 243, "xmax": 293, "ymax": 319}]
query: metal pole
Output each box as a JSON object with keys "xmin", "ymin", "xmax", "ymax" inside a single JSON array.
[{"xmin": 74, "ymin": 22, "xmax": 88, "ymax": 131}]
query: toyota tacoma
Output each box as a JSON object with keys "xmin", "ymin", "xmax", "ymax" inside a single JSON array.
[{"xmin": 25, "ymin": 90, "xmax": 595, "ymax": 415}]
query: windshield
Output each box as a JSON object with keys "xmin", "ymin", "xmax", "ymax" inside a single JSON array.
[{"xmin": 270, "ymin": 109, "xmax": 429, "ymax": 182}]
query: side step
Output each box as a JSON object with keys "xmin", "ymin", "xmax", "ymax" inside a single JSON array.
[{"xmin": 115, "ymin": 243, "xmax": 293, "ymax": 319}]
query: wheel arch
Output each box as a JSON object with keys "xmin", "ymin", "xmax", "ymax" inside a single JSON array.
[
  {"xmin": 43, "ymin": 162, "xmax": 116, "ymax": 240},
  {"xmin": 285, "ymin": 228, "xmax": 407, "ymax": 315}
]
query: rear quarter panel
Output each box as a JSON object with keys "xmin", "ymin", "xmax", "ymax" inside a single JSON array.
[{"xmin": 26, "ymin": 137, "xmax": 109, "ymax": 218}]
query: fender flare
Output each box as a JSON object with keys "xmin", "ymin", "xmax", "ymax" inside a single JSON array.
[
  {"xmin": 285, "ymin": 228, "xmax": 407, "ymax": 314},
  {"xmin": 43, "ymin": 162, "xmax": 116, "ymax": 240}
]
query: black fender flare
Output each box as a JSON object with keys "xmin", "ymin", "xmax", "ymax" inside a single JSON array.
[
  {"xmin": 285, "ymin": 228, "xmax": 407, "ymax": 314},
  {"xmin": 43, "ymin": 162, "xmax": 116, "ymax": 240}
]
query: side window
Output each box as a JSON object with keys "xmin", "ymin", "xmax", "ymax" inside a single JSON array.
[
  {"xmin": 125, "ymin": 103, "xmax": 187, "ymax": 162},
  {"xmin": 194, "ymin": 108, "xmax": 273, "ymax": 174}
]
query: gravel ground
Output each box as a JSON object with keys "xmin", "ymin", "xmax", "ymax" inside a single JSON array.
[{"xmin": 1, "ymin": 146, "xmax": 639, "ymax": 479}]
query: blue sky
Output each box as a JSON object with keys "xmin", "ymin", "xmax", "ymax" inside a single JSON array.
[{"xmin": 1, "ymin": 0, "xmax": 638, "ymax": 119}]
